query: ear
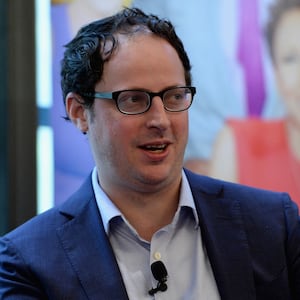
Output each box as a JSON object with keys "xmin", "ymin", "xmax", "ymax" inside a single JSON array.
[{"xmin": 65, "ymin": 92, "xmax": 89, "ymax": 133}]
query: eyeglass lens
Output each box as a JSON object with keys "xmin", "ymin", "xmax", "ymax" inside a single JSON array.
[{"xmin": 117, "ymin": 87, "xmax": 193, "ymax": 114}]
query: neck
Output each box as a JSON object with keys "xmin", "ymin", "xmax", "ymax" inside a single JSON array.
[{"xmin": 101, "ymin": 177, "xmax": 182, "ymax": 241}]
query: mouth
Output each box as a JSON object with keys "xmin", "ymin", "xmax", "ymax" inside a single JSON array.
[{"xmin": 139, "ymin": 143, "xmax": 169, "ymax": 153}]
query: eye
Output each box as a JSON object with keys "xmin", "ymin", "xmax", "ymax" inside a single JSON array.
[
  {"xmin": 127, "ymin": 94, "xmax": 144, "ymax": 103},
  {"xmin": 280, "ymin": 52, "xmax": 300, "ymax": 65},
  {"xmin": 173, "ymin": 92, "xmax": 185, "ymax": 100},
  {"xmin": 118, "ymin": 91, "xmax": 144, "ymax": 103},
  {"xmin": 167, "ymin": 89, "xmax": 186, "ymax": 101}
]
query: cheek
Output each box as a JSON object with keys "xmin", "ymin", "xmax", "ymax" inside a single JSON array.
[
  {"xmin": 276, "ymin": 64, "xmax": 300, "ymax": 99},
  {"xmin": 98, "ymin": 115, "xmax": 135, "ymax": 153},
  {"xmin": 173, "ymin": 114, "xmax": 189, "ymax": 144},
  {"xmin": 275, "ymin": 73, "xmax": 300, "ymax": 123}
]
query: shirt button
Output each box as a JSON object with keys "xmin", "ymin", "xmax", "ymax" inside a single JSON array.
[{"xmin": 154, "ymin": 252, "xmax": 161, "ymax": 260}]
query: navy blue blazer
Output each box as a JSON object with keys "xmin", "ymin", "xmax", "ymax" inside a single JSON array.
[{"xmin": 1, "ymin": 169, "xmax": 300, "ymax": 299}]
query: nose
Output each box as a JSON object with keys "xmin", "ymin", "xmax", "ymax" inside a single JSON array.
[{"xmin": 145, "ymin": 96, "xmax": 170, "ymax": 130}]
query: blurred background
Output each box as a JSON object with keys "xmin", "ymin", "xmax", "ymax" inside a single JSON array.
[{"xmin": 1, "ymin": 0, "xmax": 299, "ymax": 235}]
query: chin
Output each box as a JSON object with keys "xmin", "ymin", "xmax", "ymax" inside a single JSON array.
[{"xmin": 139, "ymin": 165, "xmax": 179, "ymax": 184}]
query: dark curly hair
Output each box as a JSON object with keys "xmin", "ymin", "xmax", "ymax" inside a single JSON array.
[
  {"xmin": 265, "ymin": 0, "xmax": 300, "ymax": 63},
  {"xmin": 61, "ymin": 7, "xmax": 192, "ymax": 119}
]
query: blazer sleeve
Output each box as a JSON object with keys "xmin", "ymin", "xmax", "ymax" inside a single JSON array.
[
  {"xmin": 0, "ymin": 237, "xmax": 47, "ymax": 299},
  {"xmin": 284, "ymin": 194, "xmax": 300, "ymax": 299}
]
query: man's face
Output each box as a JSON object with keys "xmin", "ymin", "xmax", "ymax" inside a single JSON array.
[
  {"xmin": 274, "ymin": 8, "xmax": 300, "ymax": 126},
  {"xmin": 87, "ymin": 34, "xmax": 189, "ymax": 194}
]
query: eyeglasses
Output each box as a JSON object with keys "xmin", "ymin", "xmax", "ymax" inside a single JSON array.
[{"xmin": 83, "ymin": 86, "xmax": 196, "ymax": 115}]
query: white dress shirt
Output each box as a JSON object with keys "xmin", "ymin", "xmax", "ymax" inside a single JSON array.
[{"xmin": 92, "ymin": 168, "xmax": 220, "ymax": 299}]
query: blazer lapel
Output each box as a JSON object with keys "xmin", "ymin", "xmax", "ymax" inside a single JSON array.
[
  {"xmin": 55, "ymin": 171, "xmax": 256, "ymax": 299},
  {"xmin": 56, "ymin": 177, "xmax": 129, "ymax": 300},
  {"xmin": 185, "ymin": 169, "xmax": 256, "ymax": 300}
]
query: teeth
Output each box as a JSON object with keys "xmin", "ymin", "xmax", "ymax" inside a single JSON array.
[{"xmin": 145, "ymin": 144, "xmax": 166, "ymax": 150}]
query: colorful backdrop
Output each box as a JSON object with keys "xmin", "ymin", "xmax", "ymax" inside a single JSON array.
[{"xmin": 50, "ymin": 0, "xmax": 300, "ymax": 205}]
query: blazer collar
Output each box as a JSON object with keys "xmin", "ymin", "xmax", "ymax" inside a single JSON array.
[
  {"xmin": 57, "ymin": 171, "xmax": 256, "ymax": 300},
  {"xmin": 185, "ymin": 169, "xmax": 255, "ymax": 300},
  {"xmin": 57, "ymin": 176, "xmax": 129, "ymax": 300}
]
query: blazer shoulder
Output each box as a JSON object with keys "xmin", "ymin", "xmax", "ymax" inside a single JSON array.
[
  {"xmin": 2, "ymin": 174, "xmax": 95, "ymax": 245},
  {"xmin": 184, "ymin": 168, "xmax": 296, "ymax": 212}
]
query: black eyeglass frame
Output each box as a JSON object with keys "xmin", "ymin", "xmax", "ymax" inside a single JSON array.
[{"xmin": 82, "ymin": 86, "xmax": 196, "ymax": 115}]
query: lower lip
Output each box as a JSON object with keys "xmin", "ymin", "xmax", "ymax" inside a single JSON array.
[{"xmin": 140, "ymin": 147, "xmax": 169, "ymax": 162}]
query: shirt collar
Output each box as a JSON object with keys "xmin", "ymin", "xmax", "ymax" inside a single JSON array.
[
  {"xmin": 92, "ymin": 167, "xmax": 199, "ymax": 235},
  {"xmin": 178, "ymin": 170, "xmax": 199, "ymax": 227},
  {"xmin": 92, "ymin": 167, "xmax": 121, "ymax": 234}
]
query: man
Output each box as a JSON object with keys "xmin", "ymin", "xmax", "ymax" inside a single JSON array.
[{"xmin": 0, "ymin": 8, "xmax": 300, "ymax": 300}]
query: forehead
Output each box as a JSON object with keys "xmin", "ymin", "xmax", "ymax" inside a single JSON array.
[
  {"xmin": 98, "ymin": 33, "xmax": 186, "ymax": 91},
  {"xmin": 275, "ymin": 8, "xmax": 300, "ymax": 41},
  {"xmin": 112, "ymin": 33, "xmax": 183, "ymax": 71},
  {"xmin": 273, "ymin": 8, "xmax": 300, "ymax": 56}
]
